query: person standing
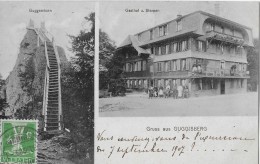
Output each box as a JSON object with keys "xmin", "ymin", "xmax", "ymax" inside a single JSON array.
[
  {"xmin": 177, "ymin": 85, "xmax": 183, "ymax": 98},
  {"xmin": 172, "ymin": 84, "xmax": 178, "ymax": 99}
]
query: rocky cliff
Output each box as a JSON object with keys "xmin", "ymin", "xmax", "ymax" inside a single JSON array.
[{"xmin": 6, "ymin": 28, "xmax": 68, "ymax": 118}]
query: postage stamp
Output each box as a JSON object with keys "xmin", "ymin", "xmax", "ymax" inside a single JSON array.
[{"xmin": 0, "ymin": 119, "xmax": 37, "ymax": 164}]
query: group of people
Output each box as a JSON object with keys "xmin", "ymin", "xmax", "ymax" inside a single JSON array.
[{"xmin": 148, "ymin": 84, "xmax": 189, "ymax": 99}]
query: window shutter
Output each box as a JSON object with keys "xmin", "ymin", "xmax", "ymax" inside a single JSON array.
[
  {"xmin": 186, "ymin": 58, "xmax": 190, "ymax": 70},
  {"xmin": 169, "ymin": 43, "xmax": 172, "ymax": 54},
  {"xmin": 195, "ymin": 40, "xmax": 198, "ymax": 51},
  {"xmin": 177, "ymin": 60, "xmax": 181, "ymax": 70},
  {"xmin": 155, "ymin": 63, "xmax": 158, "ymax": 72}
]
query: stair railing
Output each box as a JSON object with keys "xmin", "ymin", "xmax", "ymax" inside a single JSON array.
[
  {"xmin": 43, "ymin": 40, "xmax": 50, "ymax": 131},
  {"xmin": 52, "ymin": 39, "xmax": 63, "ymax": 131}
]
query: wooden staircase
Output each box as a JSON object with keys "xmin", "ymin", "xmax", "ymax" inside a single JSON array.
[
  {"xmin": 44, "ymin": 41, "xmax": 62, "ymax": 132},
  {"xmin": 27, "ymin": 22, "xmax": 63, "ymax": 134},
  {"xmin": 38, "ymin": 29, "xmax": 63, "ymax": 134}
]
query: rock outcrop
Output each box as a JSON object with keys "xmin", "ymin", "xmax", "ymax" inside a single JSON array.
[{"xmin": 6, "ymin": 25, "xmax": 69, "ymax": 117}]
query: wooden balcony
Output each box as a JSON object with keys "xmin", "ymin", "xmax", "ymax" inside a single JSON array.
[
  {"xmin": 190, "ymin": 67, "xmax": 249, "ymax": 78},
  {"xmin": 124, "ymin": 71, "xmax": 152, "ymax": 78},
  {"xmin": 205, "ymin": 31, "xmax": 244, "ymax": 45}
]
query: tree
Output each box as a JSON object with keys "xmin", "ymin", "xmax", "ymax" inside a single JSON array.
[
  {"xmin": 0, "ymin": 74, "xmax": 7, "ymax": 112},
  {"xmin": 61, "ymin": 12, "xmax": 94, "ymax": 162},
  {"xmin": 247, "ymin": 39, "xmax": 259, "ymax": 91},
  {"xmin": 99, "ymin": 29, "xmax": 127, "ymax": 94},
  {"xmin": 99, "ymin": 30, "xmax": 116, "ymax": 89}
]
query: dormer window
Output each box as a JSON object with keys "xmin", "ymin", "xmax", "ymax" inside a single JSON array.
[
  {"xmin": 176, "ymin": 20, "xmax": 182, "ymax": 31},
  {"xmin": 163, "ymin": 24, "xmax": 168, "ymax": 35},
  {"xmin": 210, "ymin": 23, "xmax": 215, "ymax": 31},
  {"xmin": 159, "ymin": 24, "xmax": 168, "ymax": 37}
]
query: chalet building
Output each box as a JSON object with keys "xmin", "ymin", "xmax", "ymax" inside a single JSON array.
[{"xmin": 116, "ymin": 11, "xmax": 254, "ymax": 96}]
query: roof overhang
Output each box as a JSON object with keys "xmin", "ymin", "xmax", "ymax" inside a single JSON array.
[{"xmin": 116, "ymin": 35, "xmax": 150, "ymax": 56}]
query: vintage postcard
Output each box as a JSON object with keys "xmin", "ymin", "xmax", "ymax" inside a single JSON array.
[
  {"xmin": 0, "ymin": 1, "xmax": 95, "ymax": 163},
  {"xmin": 96, "ymin": 1, "xmax": 259, "ymax": 164}
]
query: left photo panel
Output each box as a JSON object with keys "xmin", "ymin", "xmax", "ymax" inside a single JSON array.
[{"xmin": 0, "ymin": 1, "xmax": 95, "ymax": 164}]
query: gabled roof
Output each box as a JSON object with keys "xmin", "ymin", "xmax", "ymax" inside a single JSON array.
[{"xmin": 117, "ymin": 35, "xmax": 150, "ymax": 55}]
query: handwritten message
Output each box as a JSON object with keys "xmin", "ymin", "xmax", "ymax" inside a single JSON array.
[{"xmin": 96, "ymin": 128, "xmax": 255, "ymax": 159}]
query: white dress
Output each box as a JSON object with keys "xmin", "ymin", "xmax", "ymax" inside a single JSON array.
[{"xmin": 177, "ymin": 86, "xmax": 183, "ymax": 97}]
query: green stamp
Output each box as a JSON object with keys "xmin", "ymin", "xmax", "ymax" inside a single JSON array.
[{"xmin": 0, "ymin": 120, "xmax": 37, "ymax": 164}]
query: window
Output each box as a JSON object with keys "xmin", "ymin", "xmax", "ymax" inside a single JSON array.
[
  {"xmin": 151, "ymin": 47, "xmax": 154, "ymax": 54},
  {"xmin": 197, "ymin": 41, "xmax": 204, "ymax": 51},
  {"xmin": 177, "ymin": 42, "xmax": 182, "ymax": 52},
  {"xmin": 159, "ymin": 26, "xmax": 163, "ymax": 36},
  {"xmin": 172, "ymin": 79, "xmax": 176, "ymax": 86},
  {"xmin": 163, "ymin": 24, "xmax": 168, "ymax": 35},
  {"xmin": 139, "ymin": 80, "xmax": 142, "ymax": 88},
  {"xmin": 173, "ymin": 43, "xmax": 177, "ymax": 52},
  {"xmin": 128, "ymin": 63, "xmax": 132, "ymax": 72},
  {"xmin": 172, "ymin": 60, "xmax": 177, "ymax": 71},
  {"xmin": 210, "ymin": 23, "xmax": 215, "ymax": 31},
  {"xmin": 182, "ymin": 40, "xmax": 187, "ymax": 51},
  {"xmin": 161, "ymin": 45, "xmax": 166, "ymax": 55},
  {"xmin": 134, "ymin": 62, "xmax": 138, "ymax": 71},
  {"xmin": 181, "ymin": 59, "xmax": 186, "ymax": 71},
  {"xmin": 150, "ymin": 29, "xmax": 154, "ymax": 40},
  {"xmin": 176, "ymin": 20, "xmax": 182, "ymax": 31},
  {"xmin": 157, "ymin": 62, "xmax": 163, "ymax": 72},
  {"xmin": 126, "ymin": 53, "xmax": 129, "ymax": 58},
  {"xmin": 138, "ymin": 61, "xmax": 142, "ymax": 71},
  {"xmin": 166, "ymin": 44, "xmax": 170, "ymax": 54},
  {"xmin": 238, "ymin": 63, "xmax": 242, "ymax": 71},
  {"xmin": 221, "ymin": 26, "xmax": 224, "ymax": 33},
  {"xmin": 177, "ymin": 60, "xmax": 181, "ymax": 70},
  {"xmin": 150, "ymin": 65, "xmax": 153, "ymax": 73},
  {"xmin": 220, "ymin": 61, "xmax": 225, "ymax": 69},
  {"xmin": 165, "ymin": 61, "xmax": 169, "ymax": 72},
  {"xmin": 159, "ymin": 24, "xmax": 168, "ymax": 36},
  {"xmin": 143, "ymin": 60, "xmax": 147, "ymax": 71},
  {"xmin": 155, "ymin": 47, "xmax": 159, "ymax": 55},
  {"xmin": 158, "ymin": 46, "xmax": 162, "ymax": 55},
  {"xmin": 125, "ymin": 63, "xmax": 129, "ymax": 72}
]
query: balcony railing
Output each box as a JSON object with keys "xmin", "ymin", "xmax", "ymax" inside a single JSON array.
[
  {"xmin": 206, "ymin": 31, "xmax": 244, "ymax": 45},
  {"xmin": 190, "ymin": 67, "xmax": 248, "ymax": 78}
]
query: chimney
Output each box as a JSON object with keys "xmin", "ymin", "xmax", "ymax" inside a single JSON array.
[
  {"xmin": 177, "ymin": 14, "xmax": 182, "ymax": 18},
  {"xmin": 28, "ymin": 19, "xmax": 34, "ymax": 28},
  {"xmin": 215, "ymin": 3, "xmax": 220, "ymax": 16}
]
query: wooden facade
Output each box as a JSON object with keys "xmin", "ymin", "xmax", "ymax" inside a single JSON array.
[{"xmin": 117, "ymin": 11, "xmax": 253, "ymax": 96}]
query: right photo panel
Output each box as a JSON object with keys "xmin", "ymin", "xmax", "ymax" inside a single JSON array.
[{"xmin": 96, "ymin": 1, "xmax": 258, "ymax": 164}]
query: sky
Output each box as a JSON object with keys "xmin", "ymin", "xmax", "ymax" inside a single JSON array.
[
  {"xmin": 100, "ymin": 1, "xmax": 259, "ymax": 46},
  {"xmin": 0, "ymin": 1, "xmax": 94, "ymax": 79}
]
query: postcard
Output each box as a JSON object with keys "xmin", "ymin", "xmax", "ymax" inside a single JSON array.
[
  {"xmin": 0, "ymin": 1, "xmax": 95, "ymax": 163},
  {"xmin": 96, "ymin": 1, "xmax": 259, "ymax": 164}
]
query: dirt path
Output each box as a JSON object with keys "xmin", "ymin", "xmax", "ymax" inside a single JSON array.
[{"xmin": 99, "ymin": 92, "xmax": 258, "ymax": 117}]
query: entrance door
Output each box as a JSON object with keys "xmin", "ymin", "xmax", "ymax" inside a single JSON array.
[
  {"xmin": 220, "ymin": 79, "xmax": 225, "ymax": 94},
  {"xmin": 150, "ymin": 79, "xmax": 154, "ymax": 87}
]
